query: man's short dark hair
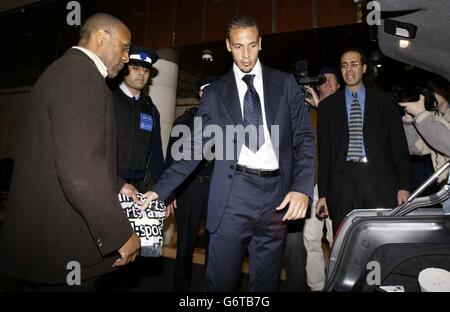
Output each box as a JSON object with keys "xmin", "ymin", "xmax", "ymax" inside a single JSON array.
[
  {"xmin": 341, "ymin": 48, "xmax": 367, "ymax": 65},
  {"xmin": 226, "ymin": 16, "xmax": 260, "ymax": 39},
  {"xmin": 79, "ymin": 13, "xmax": 122, "ymax": 41}
]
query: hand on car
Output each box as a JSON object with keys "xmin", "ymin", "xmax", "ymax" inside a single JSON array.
[{"xmin": 397, "ymin": 189, "xmax": 410, "ymax": 205}]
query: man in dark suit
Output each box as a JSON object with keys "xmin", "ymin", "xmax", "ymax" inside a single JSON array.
[
  {"xmin": 0, "ymin": 13, "xmax": 140, "ymax": 291},
  {"xmin": 317, "ymin": 48, "xmax": 410, "ymax": 231},
  {"xmin": 145, "ymin": 16, "xmax": 315, "ymax": 291}
]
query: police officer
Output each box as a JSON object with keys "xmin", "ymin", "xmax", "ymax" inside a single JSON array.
[
  {"xmin": 113, "ymin": 46, "xmax": 165, "ymax": 194},
  {"xmin": 166, "ymin": 76, "xmax": 218, "ymax": 292}
]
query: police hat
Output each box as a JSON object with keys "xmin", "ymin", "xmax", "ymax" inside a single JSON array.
[
  {"xmin": 197, "ymin": 75, "xmax": 220, "ymax": 91},
  {"xmin": 128, "ymin": 46, "xmax": 159, "ymax": 70}
]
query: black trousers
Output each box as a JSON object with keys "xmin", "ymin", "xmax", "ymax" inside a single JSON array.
[
  {"xmin": 334, "ymin": 161, "xmax": 396, "ymax": 230},
  {"xmin": 173, "ymin": 178, "xmax": 210, "ymax": 292}
]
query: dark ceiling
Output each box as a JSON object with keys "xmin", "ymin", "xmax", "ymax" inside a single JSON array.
[
  {"xmin": 1, "ymin": 0, "xmax": 433, "ymax": 99},
  {"xmin": 0, "ymin": 0, "xmax": 379, "ymax": 98},
  {"xmin": 0, "ymin": 20, "xmax": 369, "ymax": 99},
  {"xmin": 3, "ymin": 0, "xmax": 443, "ymax": 101}
]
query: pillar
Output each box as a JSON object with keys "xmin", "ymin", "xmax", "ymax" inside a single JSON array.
[{"xmin": 148, "ymin": 48, "xmax": 179, "ymax": 160}]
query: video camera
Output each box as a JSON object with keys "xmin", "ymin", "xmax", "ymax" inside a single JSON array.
[
  {"xmin": 392, "ymin": 86, "xmax": 438, "ymax": 111},
  {"xmin": 294, "ymin": 60, "xmax": 327, "ymax": 100},
  {"xmin": 294, "ymin": 60, "xmax": 327, "ymax": 85}
]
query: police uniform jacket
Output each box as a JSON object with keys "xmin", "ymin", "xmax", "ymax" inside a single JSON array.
[{"xmin": 112, "ymin": 88, "xmax": 165, "ymax": 183}]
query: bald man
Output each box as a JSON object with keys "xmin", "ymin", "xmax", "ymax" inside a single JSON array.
[{"xmin": 0, "ymin": 13, "xmax": 140, "ymax": 291}]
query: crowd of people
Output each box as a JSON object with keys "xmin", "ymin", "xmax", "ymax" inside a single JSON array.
[{"xmin": 0, "ymin": 12, "xmax": 448, "ymax": 292}]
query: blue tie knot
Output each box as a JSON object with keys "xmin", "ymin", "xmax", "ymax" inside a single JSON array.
[
  {"xmin": 242, "ymin": 74, "xmax": 256, "ymax": 86},
  {"xmin": 352, "ymin": 92, "xmax": 358, "ymax": 99}
]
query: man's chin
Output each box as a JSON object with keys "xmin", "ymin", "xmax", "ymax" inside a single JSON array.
[
  {"xmin": 239, "ymin": 66, "xmax": 253, "ymax": 73},
  {"xmin": 134, "ymin": 82, "xmax": 146, "ymax": 89}
]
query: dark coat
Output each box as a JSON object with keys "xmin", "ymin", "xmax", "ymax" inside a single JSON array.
[
  {"xmin": 0, "ymin": 48, "xmax": 133, "ymax": 284},
  {"xmin": 317, "ymin": 88, "xmax": 410, "ymax": 220},
  {"xmin": 153, "ymin": 65, "xmax": 316, "ymax": 233}
]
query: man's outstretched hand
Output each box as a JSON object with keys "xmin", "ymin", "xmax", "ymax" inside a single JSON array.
[
  {"xmin": 275, "ymin": 191, "xmax": 309, "ymax": 221},
  {"xmin": 140, "ymin": 191, "xmax": 159, "ymax": 210}
]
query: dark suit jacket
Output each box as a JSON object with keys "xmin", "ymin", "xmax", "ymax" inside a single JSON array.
[
  {"xmin": 0, "ymin": 49, "xmax": 133, "ymax": 284},
  {"xmin": 317, "ymin": 87, "xmax": 410, "ymax": 216},
  {"xmin": 154, "ymin": 65, "xmax": 316, "ymax": 233}
]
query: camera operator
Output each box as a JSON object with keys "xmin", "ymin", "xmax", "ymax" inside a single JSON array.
[
  {"xmin": 283, "ymin": 64, "xmax": 336, "ymax": 291},
  {"xmin": 300, "ymin": 66, "xmax": 339, "ymax": 291},
  {"xmin": 304, "ymin": 66, "xmax": 340, "ymax": 109},
  {"xmin": 400, "ymin": 79, "xmax": 450, "ymax": 213}
]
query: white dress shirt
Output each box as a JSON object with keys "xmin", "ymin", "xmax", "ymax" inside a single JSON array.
[
  {"xmin": 72, "ymin": 46, "xmax": 108, "ymax": 78},
  {"xmin": 233, "ymin": 60, "xmax": 279, "ymax": 170}
]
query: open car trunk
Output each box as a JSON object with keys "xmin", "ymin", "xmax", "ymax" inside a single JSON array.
[
  {"xmin": 324, "ymin": 160, "xmax": 450, "ymax": 292},
  {"xmin": 324, "ymin": 208, "xmax": 450, "ymax": 291}
]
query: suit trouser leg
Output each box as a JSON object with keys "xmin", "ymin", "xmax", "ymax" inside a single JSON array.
[
  {"xmin": 337, "ymin": 162, "xmax": 396, "ymax": 232},
  {"xmin": 206, "ymin": 172, "xmax": 285, "ymax": 292},
  {"xmin": 174, "ymin": 181, "xmax": 209, "ymax": 292},
  {"xmin": 336, "ymin": 162, "xmax": 371, "ymax": 230}
]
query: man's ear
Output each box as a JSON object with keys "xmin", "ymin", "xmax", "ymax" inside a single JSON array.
[
  {"xmin": 226, "ymin": 39, "xmax": 231, "ymax": 52},
  {"xmin": 95, "ymin": 29, "xmax": 108, "ymax": 47},
  {"xmin": 258, "ymin": 36, "xmax": 262, "ymax": 51},
  {"xmin": 362, "ymin": 64, "xmax": 368, "ymax": 74}
]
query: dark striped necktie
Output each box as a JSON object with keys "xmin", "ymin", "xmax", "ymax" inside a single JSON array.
[
  {"xmin": 242, "ymin": 74, "xmax": 264, "ymax": 152},
  {"xmin": 347, "ymin": 92, "xmax": 364, "ymax": 160}
]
